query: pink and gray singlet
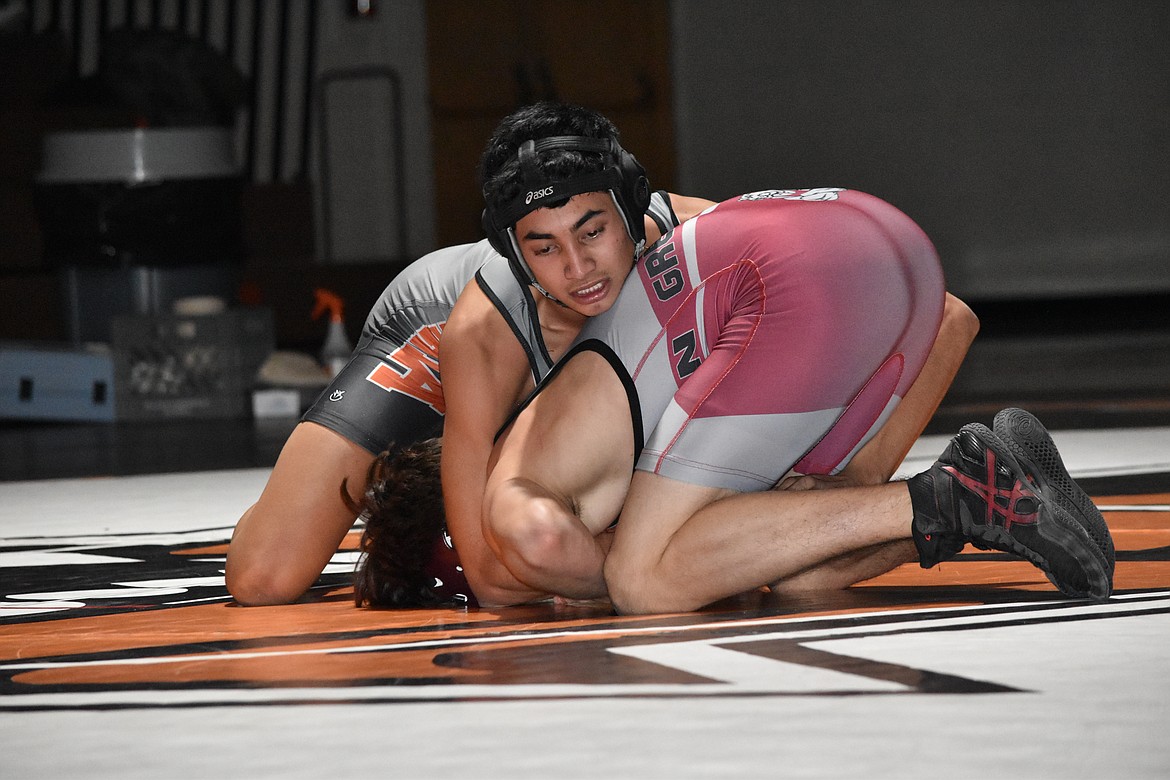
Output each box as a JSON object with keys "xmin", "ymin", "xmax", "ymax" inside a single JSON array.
[{"xmin": 558, "ymin": 188, "xmax": 946, "ymax": 492}]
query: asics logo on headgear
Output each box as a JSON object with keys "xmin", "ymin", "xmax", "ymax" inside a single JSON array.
[{"xmin": 525, "ymin": 186, "xmax": 555, "ymax": 205}]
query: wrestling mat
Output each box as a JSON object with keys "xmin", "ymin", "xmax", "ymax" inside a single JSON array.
[{"xmin": 3, "ymin": 426, "xmax": 1169, "ymax": 779}]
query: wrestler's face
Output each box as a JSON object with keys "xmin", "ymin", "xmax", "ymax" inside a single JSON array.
[{"xmin": 514, "ymin": 191, "xmax": 636, "ymax": 317}]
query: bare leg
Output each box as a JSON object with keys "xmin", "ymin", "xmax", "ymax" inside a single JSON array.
[
  {"xmin": 768, "ymin": 539, "xmax": 917, "ymax": 595},
  {"xmin": 226, "ymin": 422, "xmax": 374, "ymax": 605},
  {"xmin": 605, "ymin": 472, "xmax": 914, "ymax": 614}
]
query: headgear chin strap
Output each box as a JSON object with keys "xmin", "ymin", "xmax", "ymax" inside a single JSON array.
[{"xmin": 482, "ymin": 135, "xmax": 651, "ymax": 293}]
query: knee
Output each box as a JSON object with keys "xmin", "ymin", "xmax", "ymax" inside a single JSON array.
[
  {"xmin": 944, "ymin": 292, "xmax": 981, "ymax": 341},
  {"xmin": 603, "ymin": 555, "xmax": 646, "ymax": 614},
  {"xmin": 603, "ymin": 552, "xmax": 696, "ymax": 616}
]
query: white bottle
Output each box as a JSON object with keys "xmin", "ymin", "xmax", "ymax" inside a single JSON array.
[{"xmin": 313, "ymin": 289, "xmax": 352, "ymax": 378}]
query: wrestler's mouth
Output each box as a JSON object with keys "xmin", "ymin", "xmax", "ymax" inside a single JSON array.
[{"xmin": 571, "ymin": 279, "xmax": 609, "ymax": 303}]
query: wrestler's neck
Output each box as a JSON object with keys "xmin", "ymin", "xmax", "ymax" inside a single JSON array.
[{"xmin": 535, "ymin": 294, "xmax": 588, "ymax": 361}]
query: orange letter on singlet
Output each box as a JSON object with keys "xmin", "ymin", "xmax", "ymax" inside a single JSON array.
[{"xmin": 365, "ymin": 324, "xmax": 445, "ymax": 413}]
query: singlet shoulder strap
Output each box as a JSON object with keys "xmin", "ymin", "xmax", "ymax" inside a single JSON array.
[
  {"xmin": 474, "ymin": 254, "xmax": 555, "ymax": 385},
  {"xmin": 646, "ymin": 190, "xmax": 679, "ymax": 236},
  {"xmin": 474, "ymin": 194, "xmax": 676, "ymax": 387}
]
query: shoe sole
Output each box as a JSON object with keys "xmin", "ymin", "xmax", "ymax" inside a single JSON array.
[
  {"xmin": 993, "ymin": 408, "xmax": 1117, "ymax": 580},
  {"xmin": 980, "ymin": 411, "xmax": 1114, "ymax": 599},
  {"xmin": 954, "ymin": 423, "xmax": 1109, "ymax": 603}
]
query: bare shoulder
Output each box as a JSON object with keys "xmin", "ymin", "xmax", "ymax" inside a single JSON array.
[
  {"xmin": 643, "ymin": 193, "xmax": 718, "ymax": 244},
  {"xmin": 441, "ymin": 278, "xmax": 531, "ymax": 411},
  {"xmin": 444, "ymin": 279, "xmax": 495, "ymax": 338},
  {"xmin": 442, "ymin": 279, "xmax": 514, "ymax": 359},
  {"xmin": 666, "ymin": 193, "xmax": 719, "ymax": 222}
]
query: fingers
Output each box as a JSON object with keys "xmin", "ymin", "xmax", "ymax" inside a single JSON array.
[
  {"xmin": 775, "ymin": 475, "xmax": 817, "ymax": 491},
  {"xmin": 774, "ymin": 474, "xmax": 857, "ymax": 492}
]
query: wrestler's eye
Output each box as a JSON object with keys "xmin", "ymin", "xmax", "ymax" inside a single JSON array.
[{"xmin": 530, "ymin": 243, "xmax": 556, "ymax": 257}]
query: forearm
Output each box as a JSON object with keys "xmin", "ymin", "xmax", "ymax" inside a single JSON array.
[{"xmin": 842, "ymin": 292, "xmax": 979, "ymax": 484}]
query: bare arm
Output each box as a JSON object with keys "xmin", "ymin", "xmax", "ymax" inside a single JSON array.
[
  {"xmin": 445, "ymin": 192, "xmax": 714, "ymax": 605},
  {"xmin": 482, "ymin": 477, "xmax": 609, "ymax": 600},
  {"xmin": 605, "ymin": 295, "xmax": 977, "ymax": 612},
  {"xmin": 227, "ymin": 422, "xmax": 372, "ymax": 605},
  {"xmin": 439, "ymin": 282, "xmax": 552, "ymax": 606},
  {"xmin": 479, "ymin": 350, "xmax": 634, "ymax": 602},
  {"xmin": 667, "ymin": 193, "xmax": 718, "ymax": 222}
]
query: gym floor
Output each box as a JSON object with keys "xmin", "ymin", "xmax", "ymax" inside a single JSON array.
[{"xmin": 2, "ymin": 391, "xmax": 1169, "ymax": 778}]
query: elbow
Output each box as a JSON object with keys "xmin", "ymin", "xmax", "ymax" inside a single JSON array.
[
  {"xmin": 225, "ymin": 560, "xmax": 311, "ymax": 606},
  {"xmin": 471, "ymin": 584, "xmax": 533, "ymax": 609}
]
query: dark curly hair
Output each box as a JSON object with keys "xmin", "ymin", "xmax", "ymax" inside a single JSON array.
[
  {"xmin": 348, "ymin": 438, "xmax": 450, "ymax": 608},
  {"xmin": 479, "ymin": 101, "xmax": 623, "ymax": 215}
]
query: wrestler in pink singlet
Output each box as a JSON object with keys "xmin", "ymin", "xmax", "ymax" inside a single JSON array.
[{"xmin": 564, "ymin": 188, "xmax": 945, "ymax": 491}]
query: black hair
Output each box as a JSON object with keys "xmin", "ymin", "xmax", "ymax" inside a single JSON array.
[
  {"xmin": 349, "ymin": 439, "xmax": 449, "ymax": 608},
  {"xmin": 479, "ymin": 101, "xmax": 623, "ymax": 217}
]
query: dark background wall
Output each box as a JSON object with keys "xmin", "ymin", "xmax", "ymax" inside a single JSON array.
[{"xmin": 670, "ymin": 0, "xmax": 1170, "ymax": 301}]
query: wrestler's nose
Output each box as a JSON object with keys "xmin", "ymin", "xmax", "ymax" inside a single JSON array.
[{"xmin": 562, "ymin": 243, "xmax": 595, "ymax": 279}]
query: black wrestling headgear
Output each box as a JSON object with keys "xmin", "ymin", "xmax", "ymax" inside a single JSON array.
[{"xmin": 481, "ymin": 135, "xmax": 651, "ymax": 288}]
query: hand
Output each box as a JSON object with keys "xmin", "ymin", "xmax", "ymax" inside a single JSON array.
[{"xmin": 773, "ymin": 473, "xmax": 864, "ymax": 492}]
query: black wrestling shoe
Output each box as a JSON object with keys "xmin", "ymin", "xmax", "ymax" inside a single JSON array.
[
  {"xmin": 992, "ymin": 407, "xmax": 1116, "ymax": 578},
  {"xmin": 908, "ymin": 418, "xmax": 1114, "ymax": 600}
]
